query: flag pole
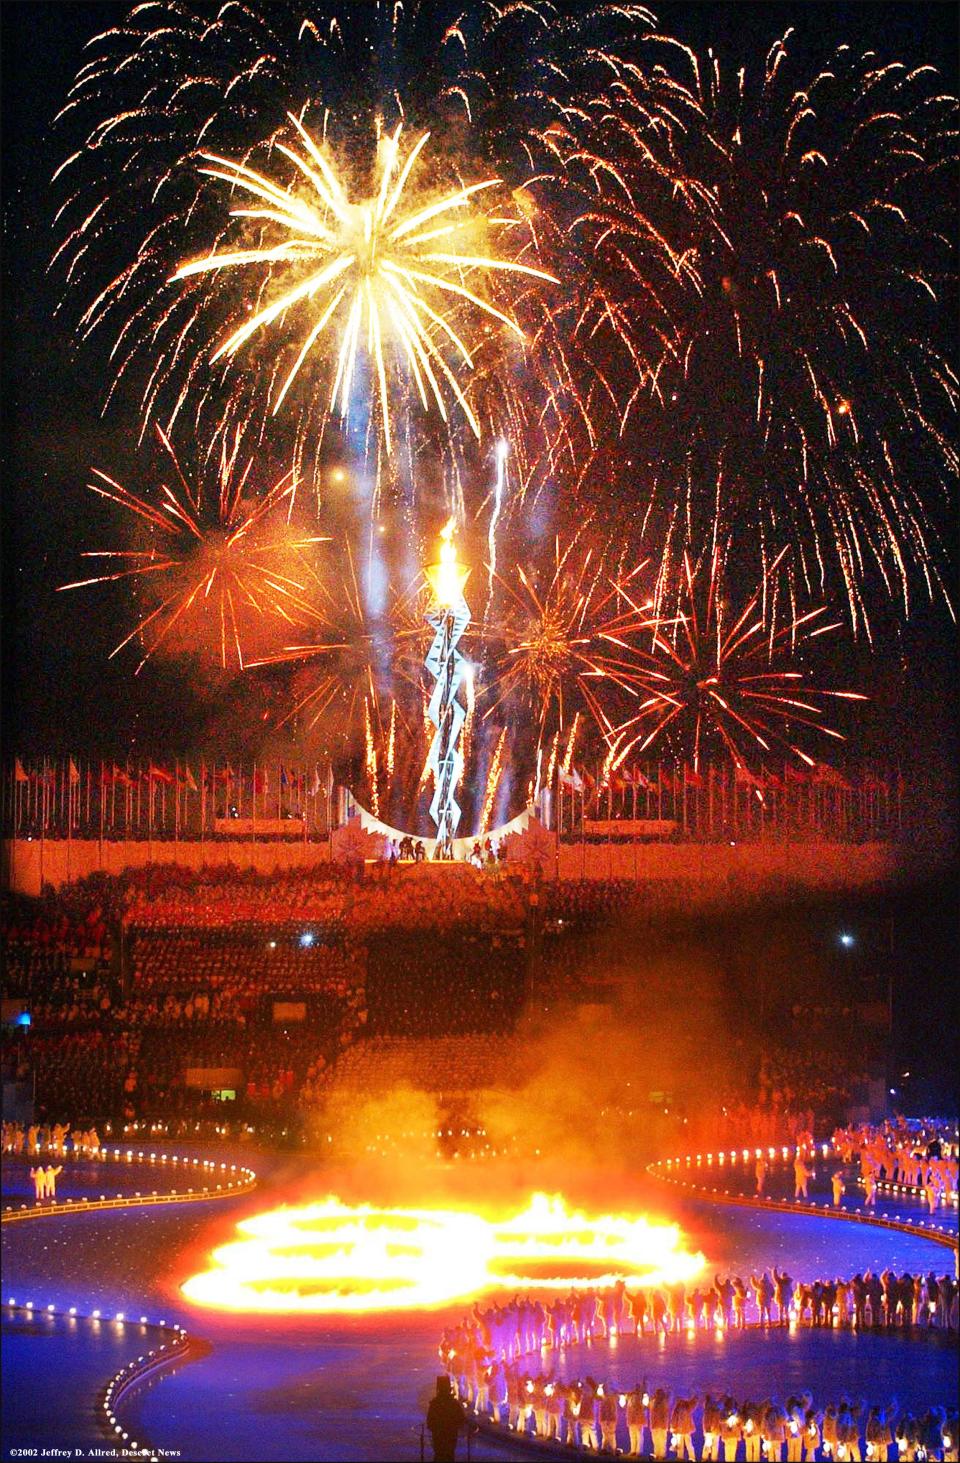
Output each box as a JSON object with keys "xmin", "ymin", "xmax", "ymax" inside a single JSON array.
[
  {"xmin": 66, "ymin": 758, "xmax": 73, "ymax": 884},
  {"xmin": 40, "ymin": 756, "xmax": 47, "ymax": 889},
  {"xmin": 632, "ymin": 773, "xmax": 639, "ymax": 882}
]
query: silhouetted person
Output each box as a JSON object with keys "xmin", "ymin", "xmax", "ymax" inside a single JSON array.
[{"xmin": 426, "ymin": 1375, "xmax": 466, "ymax": 1462}]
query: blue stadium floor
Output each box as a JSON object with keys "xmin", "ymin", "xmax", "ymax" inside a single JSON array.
[{"xmin": 2, "ymin": 1154, "xmax": 957, "ymax": 1462}]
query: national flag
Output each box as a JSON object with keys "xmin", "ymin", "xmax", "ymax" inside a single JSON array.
[
  {"xmin": 149, "ymin": 763, "xmax": 174, "ymax": 784},
  {"xmin": 112, "ymin": 765, "xmax": 134, "ymax": 787},
  {"xmin": 862, "ymin": 771, "xmax": 889, "ymax": 793},
  {"xmin": 324, "ymin": 764, "xmax": 335, "ymax": 799},
  {"xmin": 558, "ymin": 768, "xmax": 582, "ymax": 791},
  {"xmin": 216, "ymin": 764, "xmax": 235, "ymax": 785},
  {"xmin": 761, "ymin": 769, "xmax": 784, "ymax": 792},
  {"xmin": 14, "ymin": 758, "xmax": 29, "ymax": 784},
  {"xmin": 812, "ymin": 764, "xmax": 851, "ymax": 789},
  {"xmin": 309, "ymin": 766, "xmax": 321, "ymax": 798},
  {"xmin": 684, "ymin": 767, "xmax": 705, "ymax": 789},
  {"xmin": 280, "ymin": 763, "xmax": 289, "ymax": 789},
  {"xmin": 658, "ymin": 769, "xmax": 677, "ymax": 794},
  {"xmin": 734, "ymin": 764, "xmax": 762, "ymax": 787},
  {"xmin": 253, "ymin": 766, "xmax": 268, "ymax": 795},
  {"xmin": 179, "ymin": 764, "xmax": 198, "ymax": 792},
  {"xmin": 784, "ymin": 764, "xmax": 811, "ymax": 785},
  {"xmin": 68, "ymin": 758, "xmax": 81, "ymax": 784}
]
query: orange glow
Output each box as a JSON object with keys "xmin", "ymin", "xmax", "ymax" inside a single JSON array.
[{"xmin": 181, "ymin": 1191, "xmax": 705, "ymax": 1315}]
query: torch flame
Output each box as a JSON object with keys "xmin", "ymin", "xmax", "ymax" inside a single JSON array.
[{"xmin": 426, "ymin": 517, "xmax": 469, "ymax": 607}]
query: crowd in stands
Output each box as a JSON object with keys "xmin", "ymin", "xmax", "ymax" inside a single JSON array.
[
  {"xmin": 329, "ymin": 1034, "xmax": 525, "ymax": 1100},
  {"xmin": 364, "ymin": 931, "xmax": 523, "ymax": 1037},
  {"xmin": 2, "ymin": 903, "xmax": 111, "ymax": 961},
  {"xmin": 115, "ymin": 861, "xmax": 531, "ymax": 934},
  {"xmin": 8, "ymin": 862, "xmax": 795, "ymax": 942},
  {"xmin": 2, "ymin": 866, "xmax": 535, "ymax": 1128},
  {"xmin": 129, "ymin": 927, "xmax": 366, "ymax": 1021},
  {"xmin": 0, "ymin": 865, "xmax": 892, "ymax": 1147},
  {"xmin": 691, "ymin": 1045, "xmax": 875, "ymax": 1151}
]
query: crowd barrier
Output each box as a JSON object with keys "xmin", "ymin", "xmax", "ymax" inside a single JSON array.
[
  {"xmin": 647, "ymin": 1144, "xmax": 959, "ymax": 1256},
  {"xmin": 1, "ymin": 1147, "xmax": 257, "ymax": 1222},
  {"xmin": 3, "ymin": 1298, "xmax": 193, "ymax": 1463}
]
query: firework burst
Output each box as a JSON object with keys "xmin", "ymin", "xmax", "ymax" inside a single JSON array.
[
  {"xmin": 252, "ymin": 550, "xmax": 429, "ymax": 746},
  {"xmin": 488, "ymin": 536, "xmax": 659, "ymax": 753},
  {"xmin": 252, "ymin": 545, "xmax": 386, "ymax": 740},
  {"xmin": 172, "ymin": 118, "xmax": 556, "ymax": 453},
  {"xmin": 564, "ymin": 30, "xmax": 958, "ymax": 628},
  {"xmin": 51, "ymin": 0, "xmax": 649, "ymax": 501},
  {"xmin": 58, "ymin": 428, "xmax": 327, "ymax": 672},
  {"xmin": 606, "ymin": 546, "xmax": 867, "ymax": 773}
]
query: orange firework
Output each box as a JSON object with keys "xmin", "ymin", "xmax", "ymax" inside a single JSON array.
[
  {"xmin": 489, "ymin": 537, "xmax": 659, "ymax": 751},
  {"xmin": 252, "ymin": 550, "xmax": 430, "ymax": 752},
  {"xmin": 252, "ymin": 544, "xmax": 382, "ymax": 741},
  {"xmin": 58, "ymin": 427, "xmax": 327, "ymax": 672},
  {"xmin": 607, "ymin": 546, "xmax": 867, "ymax": 773}
]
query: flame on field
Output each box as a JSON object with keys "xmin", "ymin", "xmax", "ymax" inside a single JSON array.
[{"xmin": 181, "ymin": 1191, "xmax": 705, "ymax": 1314}]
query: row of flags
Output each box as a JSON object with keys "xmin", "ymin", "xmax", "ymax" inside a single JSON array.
[
  {"xmin": 557, "ymin": 763, "xmax": 896, "ymax": 795},
  {"xmin": 11, "ymin": 757, "xmax": 896, "ymax": 801},
  {"xmin": 14, "ymin": 759, "xmax": 336, "ymax": 798}
]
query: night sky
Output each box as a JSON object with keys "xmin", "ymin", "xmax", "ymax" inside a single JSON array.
[{"xmin": 2, "ymin": 2, "xmax": 957, "ymax": 799}]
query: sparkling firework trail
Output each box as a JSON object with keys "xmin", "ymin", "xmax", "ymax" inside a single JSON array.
[
  {"xmin": 561, "ymin": 714, "xmax": 581, "ymax": 776},
  {"xmin": 607, "ymin": 546, "xmax": 867, "ymax": 773},
  {"xmin": 252, "ymin": 553, "xmax": 432, "ymax": 753},
  {"xmin": 386, "ymin": 699, "xmax": 397, "ymax": 779},
  {"xmin": 58, "ymin": 428, "xmax": 327, "ymax": 672},
  {"xmin": 479, "ymin": 724, "xmax": 508, "ymax": 837},
  {"xmin": 486, "ymin": 438, "xmax": 509, "ymax": 604},
  {"xmin": 364, "ymin": 695, "xmax": 379, "ymax": 817}
]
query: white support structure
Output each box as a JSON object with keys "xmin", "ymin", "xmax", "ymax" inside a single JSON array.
[{"xmin": 424, "ymin": 594, "xmax": 470, "ymax": 857}]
